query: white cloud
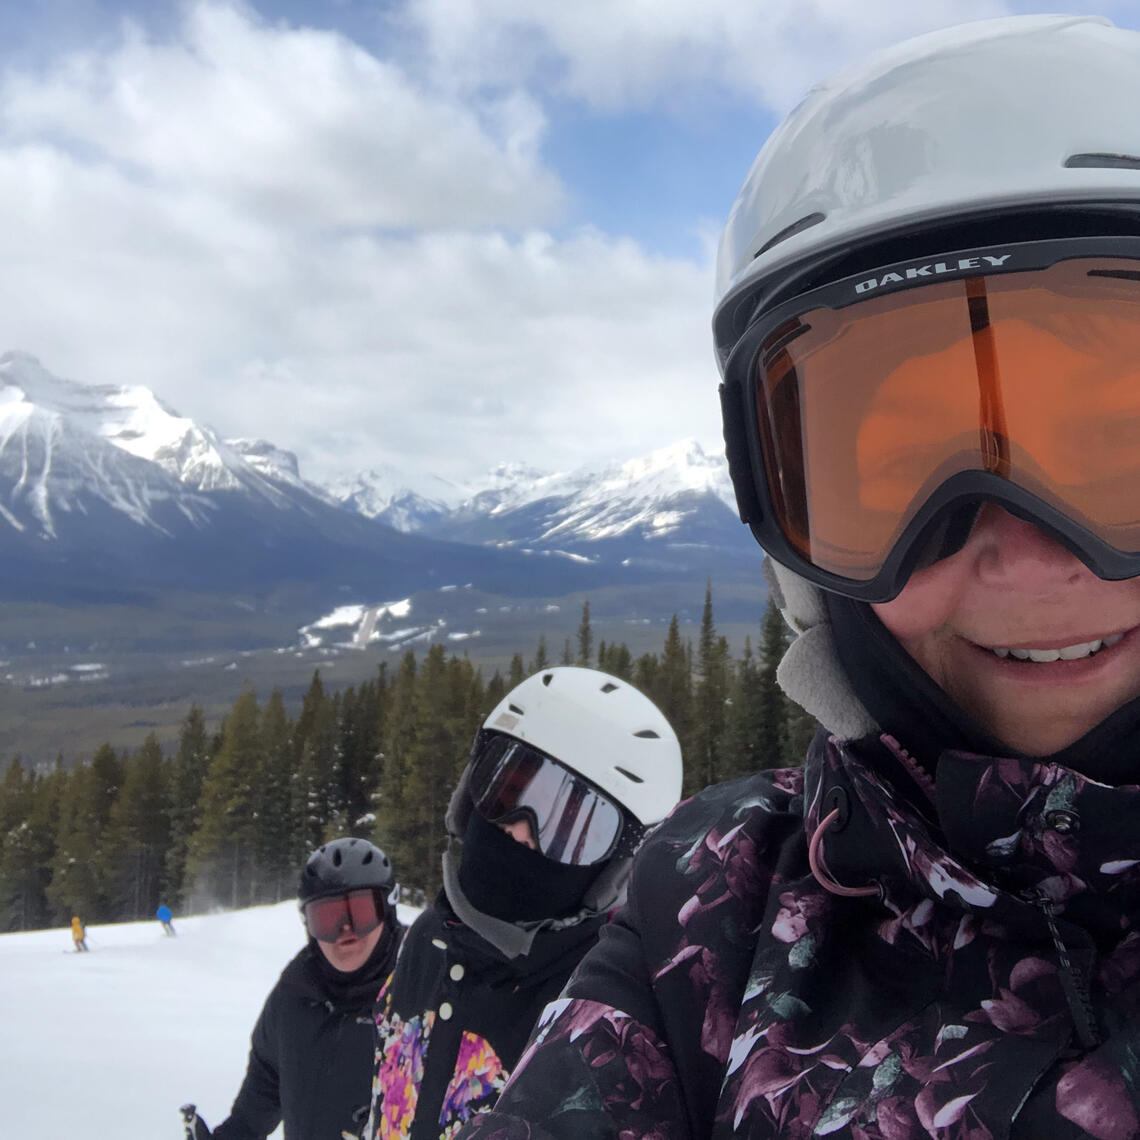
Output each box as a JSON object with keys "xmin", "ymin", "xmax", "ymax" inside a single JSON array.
[
  {"xmin": 398, "ymin": 0, "xmax": 1012, "ymax": 112},
  {"xmin": 0, "ymin": 0, "xmax": 562, "ymax": 229},
  {"xmin": 0, "ymin": 1, "xmax": 718, "ymax": 485},
  {"xmin": 3, "ymin": 0, "xmax": 1055, "ymax": 491}
]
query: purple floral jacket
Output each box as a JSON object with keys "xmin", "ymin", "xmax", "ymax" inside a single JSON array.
[{"xmin": 455, "ymin": 733, "xmax": 1140, "ymax": 1139}]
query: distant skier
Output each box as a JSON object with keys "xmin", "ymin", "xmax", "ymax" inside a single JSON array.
[
  {"xmin": 70, "ymin": 915, "xmax": 88, "ymax": 952},
  {"xmin": 156, "ymin": 903, "xmax": 176, "ymax": 935},
  {"xmin": 189, "ymin": 838, "xmax": 405, "ymax": 1140}
]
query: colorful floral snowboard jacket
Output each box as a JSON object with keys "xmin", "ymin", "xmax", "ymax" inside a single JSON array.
[
  {"xmin": 456, "ymin": 733, "xmax": 1140, "ymax": 1139},
  {"xmin": 365, "ymin": 893, "xmax": 605, "ymax": 1140}
]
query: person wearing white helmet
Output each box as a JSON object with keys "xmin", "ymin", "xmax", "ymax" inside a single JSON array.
[
  {"xmin": 455, "ymin": 15, "xmax": 1140, "ymax": 1140},
  {"xmin": 362, "ymin": 666, "xmax": 682, "ymax": 1140}
]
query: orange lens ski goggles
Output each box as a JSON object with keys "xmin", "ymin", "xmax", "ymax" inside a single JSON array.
[{"xmin": 722, "ymin": 238, "xmax": 1140, "ymax": 600}]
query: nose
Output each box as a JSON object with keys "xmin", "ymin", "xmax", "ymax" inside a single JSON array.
[
  {"xmin": 970, "ymin": 505, "xmax": 1090, "ymax": 593},
  {"xmin": 500, "ymin": 818, "xmax": 538, "ymax": 850}
]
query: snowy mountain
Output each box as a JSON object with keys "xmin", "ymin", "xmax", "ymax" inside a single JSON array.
[
  {"xmin": 326, "ymin": 463, "xmax": 464, "ymax": 532},
  {"xmin": 0, "ymin": 351, "xmax": 304, "ymax": 535},
  {"xmin": 322, "ymin": 436, "xmax": 754, "ymax": 578},
  {"xmin": 375, "ymin": 440, "xmax": 758, "ymax": 576},
  {"xmin": 0, "ymin": 351, "xmax": 761, "ymax": 637},
  {"xmin": 0, "ymin": 352, "xmax": 607, "ymax": 603}
]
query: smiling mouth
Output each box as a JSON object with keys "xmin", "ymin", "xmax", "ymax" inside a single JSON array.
[{"xmin": 983, "ymin": 632, "xmax": 1126, "ymax": 662}]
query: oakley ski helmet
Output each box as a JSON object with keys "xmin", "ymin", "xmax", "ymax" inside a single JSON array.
[
  {"xmin": 715, "ymin": 15, "xmax": 1140, "ymax": 602},
  {"xmin": 298, "ymin": 837, "xmax": 394, "ymax": 903}
]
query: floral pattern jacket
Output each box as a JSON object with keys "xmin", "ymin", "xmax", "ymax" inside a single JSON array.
[
  {"xmin": 455, "ymin": 733, "xmax": 1140, "ymax": 1139},
  {"xmin": 365, "ymin": 893, "xmax": 605, "ymax": 1140}
]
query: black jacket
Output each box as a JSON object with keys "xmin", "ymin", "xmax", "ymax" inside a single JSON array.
[
  {"xmin": 365, "ymin": 893, "xmax": 605, "ymax": 1140},
  {"xmin": 214, "ymin": 920, "xmax": 402, "ymax": 1140}
]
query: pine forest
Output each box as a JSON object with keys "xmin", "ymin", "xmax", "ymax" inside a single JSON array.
[{"xmin": 0, "ymin": 592, "xmax": 816, "ymax": 933}]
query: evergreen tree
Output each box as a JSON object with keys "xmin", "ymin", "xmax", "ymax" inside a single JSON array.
[
  {"xmin": 104, "ymin": 735, "xmax": 171, "ymax": 920},
  {"xmin": 722, "ymin": 638, "xmax": 766, "ymax": 780},
  {"xmin": 658, "ymin": 615, "xmax": 693, "ymax": 765},
  {"xmin": 337, "ymin": 679, "xmax": 382, "ymax": 836},
  {"xmin": 484, "ymin": 670, "xmax": 507, "ymax": 712},
  {"xmin": 399, "ymin": 647, "xmax": 466, "ymax": 897},
  {"xmin": 164, "ymin": 705, "xmax": 211, "ymax": 909},
  {"xmin": 599, "ymin": 642, "xmax": 633, "ymax": 680},
  {"xmin": 633, "ymin": 652, "xmax": 659, "ymax": 697},
  {"xmin": 256, "ymin": 689, "xmax": 294, "ymax": 902},
  {"xmin": 561, "ymin": 638, "xmax": 574, "ymax": 665},
  {"xmin": 529, "ymin": 635, "xmax": 549, "ymax": 673},
  {"xmin": 186, "ymin": 689, "xmax": 264, "ymax": 910},
  {"xmin": 374, "ymin": 653, "xmax": 419, "ymax": 887},
  {"xmin": 756, "ymin": 598, "xmax": 790, "ymax": 770},
  {"xmin": 689, "ymin": 584, "xmax": 730, "ymax": 796},
  {"xmin": 508, "ymin": 652, "xmax": 525, "ymax": 688},
  {"xmin": 0, "ymin": 761, "xmax": 62, "ymax": 931},
  {"xmin": 577, "ymin": 600, "xmax": 593, "ymax": 666},
  {"xmin": 47, "ymin": 744, "xmax": 123, "ymax": 923}
]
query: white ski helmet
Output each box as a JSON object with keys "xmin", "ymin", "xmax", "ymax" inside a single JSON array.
[
  {"xmin": 478, "ymin": 666, "xmax": 682, "ymax": 828},
  {"xmin": 711, "ymin": 14, "xmax": 1140, "ymax": 736},
  {"xmin": 714, "ymin": 14, "xmax": 1140, "ymax": 370}
]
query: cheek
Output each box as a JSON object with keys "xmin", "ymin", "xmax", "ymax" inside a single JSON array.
[{"xmin": 872, "ymin": 559, "xmax": 969, "ymax": 642}]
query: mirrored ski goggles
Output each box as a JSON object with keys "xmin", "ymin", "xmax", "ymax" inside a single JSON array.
[
  {"xmin": 723, "ymin": 237, "xmax": 1140, "ymax": 601},
  {"xmin": 467, "ymin": 731, "xmax": 624, "ymax": 866},
  {"xmin": 302, "ymin": 888, "xmax": 383, "ymax": 943}
]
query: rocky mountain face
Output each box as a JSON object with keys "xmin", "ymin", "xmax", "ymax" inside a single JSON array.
[{"xmin": 0, "ymin": 352, "xmax": 758, "ymax": 608}]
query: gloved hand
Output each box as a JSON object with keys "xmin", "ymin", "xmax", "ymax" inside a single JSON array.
[{"xmin": 179, "ymin": 1104, "xmax": 213, "ymax": 1140}]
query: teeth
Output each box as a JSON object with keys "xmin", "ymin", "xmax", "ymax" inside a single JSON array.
[{"xmin": 988, "ymin": 634, "xmax": 1126, "ymax": 662}]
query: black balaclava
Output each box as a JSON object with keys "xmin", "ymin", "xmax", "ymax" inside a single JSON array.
[
  {"xmin": 457, "ymin": 808, "xmax": 603, "ymax": 923},
  {"xmin": 826, "ymin": 591, "xmax": 1140, "ymax": 786}
]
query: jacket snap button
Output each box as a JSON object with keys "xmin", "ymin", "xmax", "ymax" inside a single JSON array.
[
  {"xmin": 1045, "ymin": 809, "xmax": 1080, "ymax": 834},
  {"xmin": 449, "ymin": 964, "xmax": 465, "ymax": 982},
  {"xmin": 439, "ymin": 1002, "xmax": 454, "ymax": 1021}
]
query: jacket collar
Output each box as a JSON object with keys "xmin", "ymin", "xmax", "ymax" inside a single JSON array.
[{"xmin": 805, "ymin": 735, "xmax": 1140, "ymax": 929}]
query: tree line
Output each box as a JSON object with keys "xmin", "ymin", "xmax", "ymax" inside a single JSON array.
[{"xmin": 0, "ymin": 590, "xmax": 816, "ymax": 933}]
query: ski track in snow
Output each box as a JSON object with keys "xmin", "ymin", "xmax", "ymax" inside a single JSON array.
[{"xmin": 0, "ymin": 898, "xmax": 422, "ymax": 1138}]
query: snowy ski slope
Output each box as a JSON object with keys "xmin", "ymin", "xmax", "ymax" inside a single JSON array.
[{"xmin": 0, "ymin": 899, "xmax": 421, "ymax": 1139}]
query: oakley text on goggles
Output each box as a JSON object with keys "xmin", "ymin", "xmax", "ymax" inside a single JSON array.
[
  {"xmin": 721, "ymin": 236, "xmax": 1140, "ymax": 601},
  {"xmin": 302, "ymin": 888, "xmax": 384, "ymax": 943},
  {"xmin": 468, "ymin": 731, "xmax": 625, "ymax": 866}
]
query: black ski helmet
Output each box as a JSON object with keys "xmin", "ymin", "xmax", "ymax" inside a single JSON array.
[{"xmin": 298, "ymin": 837, "xmax": 394, "ymax": 903}]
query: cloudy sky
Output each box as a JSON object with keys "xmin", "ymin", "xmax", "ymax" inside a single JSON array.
[{"xmin": 1, "ymin": 0, "xmax": 1137, "ymax": 486}]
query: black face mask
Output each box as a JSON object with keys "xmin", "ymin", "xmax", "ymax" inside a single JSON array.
[
  {"xmin": 826, "ymin": 591, "xmax": 1140, "ymax": 785},
  {"xmin": 457, "ymin": 808, "xmax": 603, "ymax": 923}
]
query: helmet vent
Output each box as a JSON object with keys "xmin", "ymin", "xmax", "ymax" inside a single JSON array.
[
  {"xmin": 332, "ymin": 848, "xmax": 343, "ymax": 867},
  {"xmin": 615, "ymin": 766, "xmax": 644, "ymax": 784},
  {"xmin": 1065, "ymin": 153, "xmax": 1140, "ymax": 171},
  {"xmin": 509, "ymin": 703, "xmax": 525, "ymax": 715},
  {"xmin": 601, "ymin": 682, "xmax": 618, "ymax": 693},
  {"xmin": 754, "ymin": 212, "xmax": 826, "ymax": 259},
  {"xmin": 634, "ymin": 729, "xmax": 660, "ymax": 739},
  {"xmin": 362, "ymin": 850, "xmax": 373, "ymax": 864},
  {"xmin": 542, "ymin": 673, "xmax": 554, "ymax": 686}
]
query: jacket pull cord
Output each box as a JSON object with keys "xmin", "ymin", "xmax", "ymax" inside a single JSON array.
[
  {"xmin": 1032, "ymin": 890, "xmax": 1101, "ymax": 1050},
  {"xmin": 808, "ymin": 809, "xmax": 880, "ymax": 899}
]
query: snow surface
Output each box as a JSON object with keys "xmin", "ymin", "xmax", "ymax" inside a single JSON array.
[{"xmin": 0, "ymin": 899, "xmax": 421, "ymax": 1139}]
